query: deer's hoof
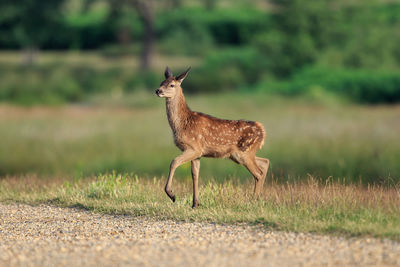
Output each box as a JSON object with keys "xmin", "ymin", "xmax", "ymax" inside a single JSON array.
[
  {"xmin": 167, "ymin": 193, "xmax": 176, "ymax": 202},
  {"xmin": 165, "ymin": 188, "xmax": 176, "ymax": 202},
  {"xmin": 192, "ymin": 201, "xmax": 199, "ymax": 209}
]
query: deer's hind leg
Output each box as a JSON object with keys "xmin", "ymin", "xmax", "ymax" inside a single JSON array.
[
  {"xmin": 242, "ymin": 156, "xmax": 265, "ymax": 198},
  {"xmin": 191, "ymin": 158, "xmax": 200, "ymax": 208},
  {"xmin": 256, "ymin": 156, "xmax": 269, "ymax": 182}
]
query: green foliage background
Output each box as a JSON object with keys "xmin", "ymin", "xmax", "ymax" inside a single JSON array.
[{"xmin": 0, "ymin": 0, "xmax": 400, "ymax": 104}]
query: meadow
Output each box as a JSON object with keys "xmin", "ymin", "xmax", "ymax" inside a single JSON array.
[
  {"xmin": 1, "ymin": 80, "xmax": 400, "ymax": 239},
  {"xmin": 0, "ymin": 92, "xmax": 399, "ymax": 184}
]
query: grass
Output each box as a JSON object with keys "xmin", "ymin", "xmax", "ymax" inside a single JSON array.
[
  {"xmin": 1, "ymin": 92, "xmax": 399, "ymax": 239},
  {"xmin": 1, "ymin": 173, "xmax": 399, "ymax": 240},
  {"xmin": 1, "ymin": 51, "xmax": 399, "ymax": 240},
  {"xmin": 0, "ymin": 93, "xmax": 399, "ymax": 183}
]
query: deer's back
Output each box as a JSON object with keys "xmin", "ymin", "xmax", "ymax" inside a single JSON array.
[{"xmin": 176, "ymin": 111, "xmax": 265, "ymax": 158}]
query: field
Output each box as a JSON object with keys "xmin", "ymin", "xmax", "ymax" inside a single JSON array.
[
  {"xmin": 1, "ymin": 93, "xmax": 399, "ymax": 183},
  {"xmin": 1, "ymin": 93, "xmax": 400, "ymax": 239}
]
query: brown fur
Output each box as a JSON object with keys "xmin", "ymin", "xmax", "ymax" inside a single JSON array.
[{"xmin": 156, "ymin": 67, "xmax": 269, "ymax": 207}]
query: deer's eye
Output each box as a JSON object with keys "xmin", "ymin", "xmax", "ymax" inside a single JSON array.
[{"xmin": 170, "ymin": 84, "xmax": 174, "ymax": 87}]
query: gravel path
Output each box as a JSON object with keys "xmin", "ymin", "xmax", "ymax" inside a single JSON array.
[{"xmin": 0, "ymin": 203, "xmax": 399, "ymax": 267}]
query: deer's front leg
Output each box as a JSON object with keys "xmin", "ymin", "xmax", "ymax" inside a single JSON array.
[
  {"xmin": 191, "ymin": 158, "xmax": 200, "ymax": 208},
  {"xmin": 165, "ymin": 150, "xmax": 201, "ymax": 202}
]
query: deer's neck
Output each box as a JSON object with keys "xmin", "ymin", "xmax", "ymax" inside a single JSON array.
[{"xmin": 166, "ymin": 90, "xmax": 191, "ymax": 135}]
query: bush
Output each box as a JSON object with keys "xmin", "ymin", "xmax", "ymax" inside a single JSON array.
[
  {"xmin": 157, "ymin": 8, "xmax": 269, "ymax": 56},
  {"xmin": 126, "ymin": 71, "xmax": 159, "ymax": 91},
  {"xmin": 158, "ymin": 23, "xmax": 214, "ymax": 56},
  {"xmin": 258, "ymin": 67, "xmax": 400, "ymax": 103},
  {"xmin": 0, "ymin": 65, "xmax": 83, "ymax": 105},
  {"xmin": 183, "ymin": 47, "xmax": 266, "ymax": 93},
  {"xmin": 157, "ymin": 8, "xmax": 269, "ymax": 46},
  {"xmin": 0, "ymin": 64, "xmax": 159, "ymax": 105}
]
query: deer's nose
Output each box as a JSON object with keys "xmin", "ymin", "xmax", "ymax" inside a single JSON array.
[{"xmin": 155, "ymin": 89, "xmax": 161, "ymax": 96}]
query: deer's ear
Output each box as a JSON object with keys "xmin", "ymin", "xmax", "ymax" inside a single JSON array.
[
  {"xmin": 164, "ymin": 66, "xmax": 173, "ymax": 79},
  {"xmin": 176, "ymin": 67, "xmax": 191, "ymax": 83}
]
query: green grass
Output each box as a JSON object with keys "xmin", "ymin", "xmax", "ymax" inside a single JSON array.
[
  {"xmin": 0, "ymin": 92, "xmax": 399, "ymax": 183},
  {"xmin": 1, "ymin": 173, "xmax": 399, "ymax": 240}
]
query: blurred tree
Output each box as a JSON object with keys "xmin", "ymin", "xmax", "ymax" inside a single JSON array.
[
  {"xmin": 0, "ymin": 0, "xmax": 65, "ymax": 64},
  {"xmin": 256, "ymin": 0, "xmax": 338, "ymax": 77},
  {"xmin": 203, "ymin": 0, "xmax": 219, "ymax": 10},
  {"xmin": 167, "ymin": 0, "xmax": 184, "ymax": 9},
  {"xmin": 106, "ymin": 0, "xmax": 131, "ymax": 46},
  {"xmin": 131, "ymin": 0, "xmax": 154, "ymax": 70},
  {"xmin": 93, "ymin": 0, "xmax": 154, "ymax": 70},
  {"xmin": 82, "ymin": 0, "xmax": 97, "ymax": 12}
]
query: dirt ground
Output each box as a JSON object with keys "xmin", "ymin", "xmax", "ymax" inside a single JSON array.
[{"xmin": 0, "ymin": 203, "xmax": 399, "ymax": 267}]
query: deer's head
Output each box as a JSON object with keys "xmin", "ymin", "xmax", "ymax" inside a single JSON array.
[{"xmin": 156, "ymin": 67, "xmax": 191, "ymax": 98}]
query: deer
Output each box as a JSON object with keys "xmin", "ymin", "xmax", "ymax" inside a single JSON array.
[{"xmin": 156, "ymin": 67, "xmax": 269, "ymax": 208}]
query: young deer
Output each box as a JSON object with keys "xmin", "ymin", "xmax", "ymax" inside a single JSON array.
[{"xmin": 156, "ymin": 67, "xmax": 269, "ymax": 208}]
